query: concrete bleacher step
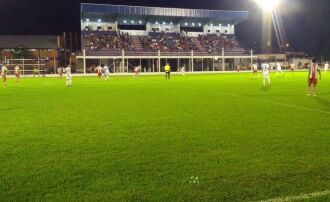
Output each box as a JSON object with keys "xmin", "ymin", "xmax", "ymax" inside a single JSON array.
[
  {"xmin": 131, "ymin": 36, "xmax": 144, "ymax": 51},
  {"xmin": 192, "ymin": 37, "xmax": 207, "ymax": 52}
]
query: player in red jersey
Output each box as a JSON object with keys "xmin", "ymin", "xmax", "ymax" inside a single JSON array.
[
  {"xmin": 14, "ymin": 65, "xmax": 21, "ymax": 84},
  {"xmin": 307, "ymin": 59, "xmax": 321, "ymax": 96},
  {"xmin": 96, "ymin": 65, "xmax": 103, "ymax": 79},
  {"xmin": 1, "ymin": 63, "xmax": 8, "ymax": 86}
]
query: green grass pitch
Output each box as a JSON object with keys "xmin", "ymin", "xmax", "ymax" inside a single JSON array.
[{"xmin": 0, "ymin": 72, "xmax": 329, "ymax": 201}]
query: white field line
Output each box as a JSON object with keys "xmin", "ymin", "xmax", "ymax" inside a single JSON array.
[
  {"xmin": 258, "ymin": 190, "xmax": 330, "ymax": 202},
  {"xmin": 211, "ymin": 90, "xmax": 330, "ymax": 115}
]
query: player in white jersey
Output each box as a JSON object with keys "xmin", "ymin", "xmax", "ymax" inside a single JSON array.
[
  {"xmin": 181, "ymin": 65, "xmax": 186, "ymax": 76},
  {"xmin": 14, "ymin": 65, "xmax": 21, "ymax": 84},
  {"xmin": 1, "ymin": 63, "xmax": 8, "ymax": 86},
  {"xmin": 324, "ymin": 62, "xmax": 329, "ymax": 72},
  {"xmin": 133, "ymin": 65, "xmax": 141, "ymax": 77},
  {"xmin": 290, "ymin": 63, "xmax": 295, "ymax": 72},
  {"xmin": 236, "ymin": 65, "xmax": 241, "ymax": 72},
  {"xmin": 276, "ymin": 62, "xmax": 284, "ymax": 77},
  {"xmin": 103, "ymin": 64, "xmax": 110, "ymax": 80},
  {"xmin": 65, "ymin": 65, "xmax": 72, "ymax": 87},
  {"xmin": 262, "ymin": 63, "xmax": 271, "ymax": 87},
  {"xmin": 57, "ymin": 67, "xmax": 63, "ymax": 78}
]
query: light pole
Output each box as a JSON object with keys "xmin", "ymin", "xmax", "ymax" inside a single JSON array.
[{"xmin": 254, "ymin": 0, "xmax": 282, "ymax": 53}]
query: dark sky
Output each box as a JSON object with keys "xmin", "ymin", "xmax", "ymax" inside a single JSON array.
[{"xmin": 0, "ymin": 0, "xmax": 329, "ymax": 57}]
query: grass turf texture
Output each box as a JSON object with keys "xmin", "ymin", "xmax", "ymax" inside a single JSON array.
[{"xmin": 0, "ymin": 72, "xmax": 329, "ymax": 201}]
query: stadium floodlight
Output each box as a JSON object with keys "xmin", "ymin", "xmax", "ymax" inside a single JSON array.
[
  {"xmin": 86, "ymin": 18, "xmax": 90, "ymax": 22},
  {"xmin": 131, "ymin": 20, "xmax": 134, "ymax": 23},
  {"xmin": 123, "ymin": 20, "xmax": 127, "ymax": 23},
  {"xmin": 139, "ymin": 20, "xmax": 142, "ymax": 24},
  {"xmin": 170, "ymin": 22, "xmax": 173, "ymax": 25},
  {"xmin": 210, "ymin": 23, "xmax": 213, "ymax": 26},
  {"xmin": 163, "ymin": 22, "xmax": 166, "ymax": 25},
  {"xmin": 255, "ymin": 0, "xmax": 282, "ymax": 11},
  {"xmin": 185, "ymin": 22, "xmax": 188, "ymax": 26},
  {"xmin": 192, "ymin": 23, "xmax": 195, "ymax": 26},
  {"xmin": 98, "ymin": 19, "xmax": 101, "ymax": 23},
  {"xmin": 155, "ymin": 21, "xmax": 159, "ymax": 24},
  {"xmin": 198, "ymin": 23, "xmax": 202, "ymax": 26}
]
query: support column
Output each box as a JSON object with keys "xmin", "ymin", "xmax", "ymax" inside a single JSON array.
[
  {"xmin": 158, "ymin": 50, "xmax": 161, "ymax": 72},
  {"xmin": 23, "ymin": 57, "xmax": 25, "ymax": 75},
  {"xmin": 127, "ymin": 58, "xmax": 129, "ymax": 73},
  {"xmin": 202, "ymin": 59, "xmax": 204, "ymax": 72},
  {"xmin": 53, "ymin": 57, "xmax": 56, "ymax": 74},
  {"xmin": 121, "ymin": 50, "xmax": 125, "ymax": 74},
  {"xmin": 250, "ymin": 49, "xmax": 254, "ymax": 71},
  {"xmin": 213, "ymin": 58, "xmax": 215, "ymax": 72},
  {"xmin": 189, "ymin": 58, "xmax": 191, "ymax": 72},
  {"xmin": 222, "ymin": 48, "xmax": 225, "ymax": 71},
  {"xmin": 191, "ymin": 50, "xmax": 194, "ymax": 72},
  {"xmin": 152, "ymin": 58, "xmax": 155, "ymax": 72},
  {"xmin": 38, "ymin": 57, "xmax": 40, "ymax": 71},
  {"xmin": 140, "ymin": 58, "xmax": 142, "ymax": 72},
  {"xmin": 115, "ymin": 21, "xmax": 118, "ymax": 31},
  {"xmin": 83, "ymin": 49, "xmax": 86, "ymax": 74}
]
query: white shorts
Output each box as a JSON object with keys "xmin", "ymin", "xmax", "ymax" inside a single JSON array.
[{"xmin": 263, "ymin": 72, "xmax": 269, "ymax": 78}]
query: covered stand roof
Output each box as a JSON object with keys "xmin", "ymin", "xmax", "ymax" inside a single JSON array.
[{"xmin": 81, "ymin": 4, "xmax": 249, "ymax": 25}]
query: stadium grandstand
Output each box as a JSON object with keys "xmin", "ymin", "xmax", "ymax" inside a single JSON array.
[{"xmin": 76, "ymin": 3, "xmax": 256, "ymax": 73}]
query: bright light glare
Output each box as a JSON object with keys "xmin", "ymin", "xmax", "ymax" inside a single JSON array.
[{"xmin": 255, "ymin": 0, "xmax": 282, "ymax": 10}]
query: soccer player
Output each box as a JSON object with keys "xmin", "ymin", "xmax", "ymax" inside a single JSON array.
[
  {"xmin": 133, "ymin": 65, "xmax": 141, "ymax": 77},
  {"xmin": 307, "ymin": 59, "xmax": 321, "ymax": 96},
  {"xmin": 262, "ymin": 63, "xmax": 271, "ymax": 87},
  {"xmin": 181, "ymin": 65, "xmax": 186, "ymax": 76},
  {"xmin": 65, "ymin": 65, "xmax": 72, "ymax": 87},
  {"xmin": 164, "ymin": 63, "xmax": 171, "ymax": 80},
  {"xmin": 103, "ymin": 64, "xmax": 110, "ymax": 80},
  {"xmin": 96, "ymin": 64, "xmax": 103, "ymax": 79},
  {"xmin": 324, "ymin": 62, "xmax": 329, "ymax": 72},
  {"xmin": 33, "ymin": 66, "xmax": 40, "ymax": 77},
  {"xmin": 252, "ymin": 63, "xmax": 258, "ymax": 78},
  {"xmin": 236, "ymin": 65, "xmax": 241, "ymax": 72},
  {"xmin": 57, "ymin": 67, "xmax": 63, "ymax": 78},
  {"xmin": 276, "ymin": 62, "xmax": 284, "ymax": 77},
  {"xmin": 290, "ymin": 62, "xmax": 295, "ymax": 72},
  {"xmin": 14, "ymin": 65, "xmax": 21, "ymax": 84},
  {"xmin": 1, "ymin": 63, "xmax": 8, "ymax": 86}
]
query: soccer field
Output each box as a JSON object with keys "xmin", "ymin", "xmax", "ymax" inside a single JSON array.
[{"xmin": 0, "ymin": 72, "xmax": 329, "ymax": 201}]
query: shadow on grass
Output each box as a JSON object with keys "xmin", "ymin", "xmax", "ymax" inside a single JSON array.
[
  {"xmin": 260, "ymin": 86, "xmax": 271, "ymax": 93},
  {"xmin": 314, "ymin": 97, "xmax": 330, "ymax": 110},
  {"xmin": 0, "ymin": 107, "xmax": 24, "ymax": 111}
]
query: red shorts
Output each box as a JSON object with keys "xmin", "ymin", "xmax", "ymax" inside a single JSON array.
[{"xmin": 309, "ymin": 78, "xmax": 317, "ymax": 86}]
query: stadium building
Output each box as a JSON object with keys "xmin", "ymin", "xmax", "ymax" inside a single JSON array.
[
  {"xmin": 76, "ymin": 3, "xmax": 256, "ymax": 73},
  {"xmin": 0, "ymin": 35, "xmax": 60, "ymax": 75}
]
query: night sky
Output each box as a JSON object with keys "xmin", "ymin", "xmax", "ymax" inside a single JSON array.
[{"xmin": 0, "ymin": 0, "xmax": 329, "ymax": 57}]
